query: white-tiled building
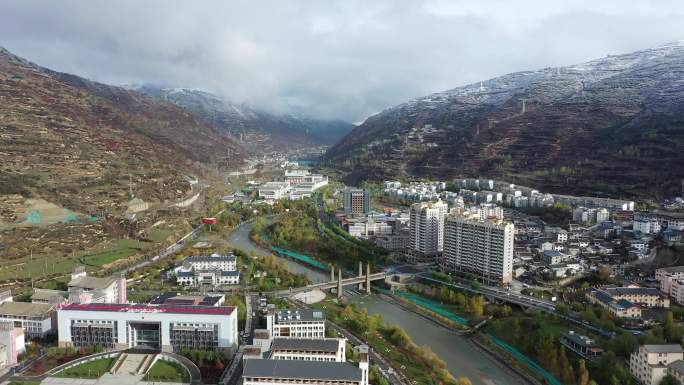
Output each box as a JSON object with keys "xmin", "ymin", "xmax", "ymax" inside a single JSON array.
[
  {"xmin": 656, "ymin": 266, "xmax": 684, "ymax": 296},
  {"xmin": 269, "ymin": 338, "xmax": 346, "ymax": 362},
  {"xmin": 409, "ymin": 200, "xmax": 448, "ymax": 258},
  {"xmin": 630, "ymin": 345, "xmax": 683, "ymax": 385},
  {"xmin": 57, "ymin": 303, "xmax": 238, "ymax": 354},
  {"xmin": 266, "ymin": 308, "xmax": 326, "ymax": 339},
  {"xmin": 442, "ymin": 213, "xmax": 515, "ymax": 285},
  {"xmin": 175, "ymin": 254, "xmax": 240, "ymax": 287}
]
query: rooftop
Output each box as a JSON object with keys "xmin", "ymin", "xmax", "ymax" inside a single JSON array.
[
  {"xmin": 149, "ymin": 293, "xmax": 224, "ymax": 307},
  {"xmin": 0, "ymin": 301, "xmax": 54, "ymax": 317},
  {"xmin": 644, "ymin": 345, "xmax": 684, "ymax": 354},
  {"xmin": 68, "ymin": 276, "xmax": 116, "ymax": 290},
  {"xmin": 186, "ymin": 254, "xmax": 236, "ymax": 263},
  {"xmin": 276, "ymin": 309, "xmax": 325, "ymax": 323},
  {"xmin": 669, "ymin": 360, "xmax": 684, "ymax": 375},
  {"xmin": 60, "ymin": 303, "xmax": 235, "ymax": 316},
  {"xmin": 271, "ymin": 338, "xmax": 340, "ymax": 353},
  {"xmin": 242, "ymin": 360, "xmax": 361, "ymax": 382}
]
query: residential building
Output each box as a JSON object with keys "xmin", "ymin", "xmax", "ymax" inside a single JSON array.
[
  {"xmin": 409, "ymin": 200, "xmax": 448, "ymax": 260},
  {"xmin": 668, "ymin": 280, "xmax": 684, "ymax": 305},
  {"xmin": 586, "ymin": 288, "xmax": 641, "ymax": 319},
  {"xmin": 630, "ymin": 345, "xmax": 684, "ymax": 385},
  {"xmin": 57, "ymin": 303, "xmax": 238, "ymax": 354},
  {"xmin": 668, "ymin": 360, "xmax": 684, "ymax": 385},
  {"xmin": 269, "ymin": 338, "xmax": 346, "ymax": 362},
  {"xmin": 542, "ymin": 250, "xmax": 568, "ymax": 265},
  {"xmin": 560, "ymin": 331, "xmax": 603, "ymax": 361},
  {"xmin": 266, "ymin": 308, "xmax": 325, "ymax": 338},
  {"xmin": 656, "ymin": 266, "xmax": 684, "ymax": 296},
  {"xmin": 442, "ymin": 213, "xmax": 515, "ymax": 285},
  {"xmin": 597, "ymin": 286, "xmax": 670, "ymax": 308},
  {"xmin": 344, "ymin": 188, "xmax": 371, "ymax": 218},
  {"xmin": 0, "ymin": 302, "xmax": 55, "ymax": 338}
]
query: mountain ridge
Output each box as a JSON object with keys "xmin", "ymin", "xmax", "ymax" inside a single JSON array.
[
  {"xmin": 0, "ymin": 47, "xmax": 244, "ymax": 218},
  {"xmin": 325, "ymin": 42, "xmax": 684, "ymax": 199},
  {"xmin": 129, "ymin": 84, "xmax": 354, "ymax": 152}
]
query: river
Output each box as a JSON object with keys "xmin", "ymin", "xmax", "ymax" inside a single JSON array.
[{"xmin": 227, "ymin": 216, "xmax": 523, "ymax": 385}]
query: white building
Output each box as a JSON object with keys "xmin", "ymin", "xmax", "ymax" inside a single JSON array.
[
  {"xmin": 634, "ymin": 219, "xmax": 661, "ymax": 234},
  {"xmin": 0, "ymin": 321, "xmax": 25, "ymax": 369},
  {"xmin": 259, "ymin": 181, "xmax": 290, "ymax": 201},
  {"xmin": 67, "ymin": 268, "xmax": 127, "ymax": 304},
  {"xmin": 266, "ymin": 308, "xmax": 326, "ymax": 339},
  {"xmin": 656, "ymin": 266, "xmax": 684, "ymax": 296},
  {"xmin": 269, "ymin": 338, "xmax": 346, "ymax": 362},
  {"xmin": 175, "ymin": 254, "xmax": 240, "ymax": 287},
  {"xmin": 409, "ymin": 200, "xmax": 448, "ymax": 259},
  {"xmin": 442, "ymin": 213, "xmax": 515, "ymax": 285},
  {"xmin": 0, "ymin": 302, "xmax": 54, "ymax": 339},
  {"xmin": 630, "ymin": 344, "xmax": 684, "ymax": 385},
  {"xmin": 57, "ymin": 303, "xmax": 238, "ymax": 355}
]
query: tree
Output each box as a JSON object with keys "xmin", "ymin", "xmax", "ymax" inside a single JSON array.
[
  {"xmin": 456, "ymin": 378, "xmax": 473, "ymax": 385},
  {"xmin": 660, "ymin": 375, "xmax": 679, "ymax": 385},
  {"xmin": 469, "ymin": 295, "xmax": 485, "ymax": 319},
  {"xmin": 577, "ymin": 359, "xmax": 590, "ymax": 385},
  {"xmin": 559, "ymin": 347, "xmax": 575, "ymax": 384}
]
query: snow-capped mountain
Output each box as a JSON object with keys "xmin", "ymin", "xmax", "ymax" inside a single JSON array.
[
  {"xmin": 325, "ymin": 42, "xmax": 684, "ymax": 198},
  {"xmin": 129, "ymin": 85, "xmax": 353, "ymax": 152}
]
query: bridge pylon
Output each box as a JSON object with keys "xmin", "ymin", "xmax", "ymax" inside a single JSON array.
[
  {"xmin": 358, "ymin": 262, "xmax": 364, "ymax": 291},
  {"xmin": 365, "ymin": 263, "xmax": 371, "ymax": 294},
  {"xmin": 337, "ymin": 269, "xmax": 343, "ymax": 299}
]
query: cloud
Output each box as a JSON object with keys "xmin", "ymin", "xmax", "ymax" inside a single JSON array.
[{"xmin": 1, "ymin": 0, "xmax": 683, "ymax": 122}]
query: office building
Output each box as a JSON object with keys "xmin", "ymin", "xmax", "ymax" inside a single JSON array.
[
  {"xmin": 344, "ymin": 188, "xmax": 371, "ymax": 218},
  {"xmin": 67, "ymin": 267, "xmax": 127, "ymax": 305},
  {"xmin": 630, "ymin": 344, "xmax": 684, "ymax": 385},
  {"xmin": 0, "ymin": 302, "xmax": 55, "ymax": 339},
  {"xmin": 269, "ymin": 338, "xmax": 346, "ymax": 362},
  {"xmin": 174, "ymin": 254, "xmax": 240, "ymax": 287},
  {"xmin": 57, "ymin": 303, "xmax": 238, "ymax": 354},
  {"xmin": 242, "ymin": 358, "xmax": 368, "ymax": 385},
  {"xmin": 442, "ymin": 213, "xmax": 514, "ymax": 285},
  {"xmin": 409, "ymin": 200, "xmax": 448, "ymax": 261},
  {"xmin": 266, "ymin": 308, "xmax": 325, "ymax": 338}
]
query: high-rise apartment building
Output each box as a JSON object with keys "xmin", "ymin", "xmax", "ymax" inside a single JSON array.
[
  {"xmin": 409, "ymin": 200, "xmax": 448, "ymax": 261},
  {"xmin": 442, "ymin": 213, "xmax": 514, "ymax": 285},
  {"xmin": 344, "ymin": 188, "xmax": 371, "ymax": 217}
]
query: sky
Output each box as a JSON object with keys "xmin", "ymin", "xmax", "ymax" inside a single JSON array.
[{"xmin": 1, "ymin": 1, "xmax": 683, "ymax": 122}]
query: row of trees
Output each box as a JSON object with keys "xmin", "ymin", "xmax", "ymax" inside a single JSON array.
[{"xmin": 336, "ymin": 304, "xmax": 461, "ymax": 385}]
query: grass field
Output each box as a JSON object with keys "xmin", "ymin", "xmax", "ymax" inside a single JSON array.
[
  {"xmin": 0, "ymin": 228, "xmax": 176, "ymax": 281},
  {"xmin": 55, "ymin": 357, "xmax": 114, "ymax": 379},
  {"xmin": 144, "ymin": 360, "xmax": 189, "ymax": 383}
]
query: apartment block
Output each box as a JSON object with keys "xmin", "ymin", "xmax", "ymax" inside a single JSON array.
[
  {"xmin": 409, "ymin": 200, "xmax": 448, "ymax": 260},
  {"xmin": 442, "ymin": 213, "xmax": 514, "ymax": 285}
]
